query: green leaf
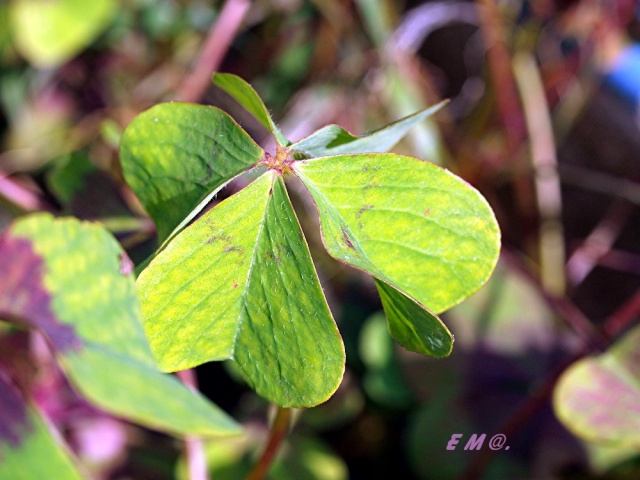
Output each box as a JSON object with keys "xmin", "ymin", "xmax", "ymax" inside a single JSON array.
[
  {"xmin": 293, "ymin": 153, "xmax": 500, "ymax": 355},
  {"xmin": 9, "ymin": 0, "xmax": 116, "ymax": 67},
  {"xmin": 137, "ymin": 172, "xmax": 345, "ymax": 407},
  {"xmin": 213, "ymin": 73, "xmax": 289, "ymax": 146},
  {"xmin": 554, "ymin": 324, "xmax": 640, "ymax": 447},
  {"xmin": 290, "ymin": 102, "xmax": 447, "ymax": 157},
  {"xmin": 0, "ymin": 375, "xmax": 83, "ymax": 480},
  {"xmin": 120, "ymin": 102, "xmax": 265, "ymax": 243},
  {"xmin": 0, "ymin": 214, "xmax": 240, "ymax": 437},
  {"xmin": 375, "ymin": 280, "xmax": 452, "ymax": 357}
]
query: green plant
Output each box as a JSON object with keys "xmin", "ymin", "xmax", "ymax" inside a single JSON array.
[
  {"xmin": 0, "ymin": 73, "xmax": 500, "ymax": 478},
  {"xmin": 120, "ymin": 73, "xmax": 501, "ymax": 407}
]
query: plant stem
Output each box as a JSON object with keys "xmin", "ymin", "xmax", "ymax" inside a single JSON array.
[
  {"xmin": 475, "ymin": 0, "xmax": 525, "ymax": 154},
  {"xmin": 513, "ymin": 52, "xmax": 566, "ymax": 296},
  {"xmin": 176, "ymin": 369, "xmax": 208, "ymax": 480},
  {"xmin": 0, "ymin": 171, "xmax": 57, "ymax": 213},
  {"xmin": 602, "ymin": 287, "xmax": 640, "ymax": 339},
  {"xmin": 176, "ymin": 0, "xmax": 251, "ymax": 103},
  {"xmin": 245, "ymin": 406, "xmax": 292, "ymax": 480}
]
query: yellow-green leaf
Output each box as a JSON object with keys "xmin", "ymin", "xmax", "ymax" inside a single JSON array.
[
  {"xmin": 293, "ymin": 153, "xmax": 500, "ymax": 355},
  {"xmin": 137, "ymin": 172, "xmax": 345, "ymax": 407}
]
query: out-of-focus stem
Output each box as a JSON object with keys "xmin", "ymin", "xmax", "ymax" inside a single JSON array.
[
  {"xmin": 475, "ymin": 0, "xmax": 525, "ymax": 154},
  {"xmin": 513, "ymin": 52, "xmax": 566, "ymax": 296},
  {"xmin": 244, "ymin": 406, "xmax": 292, "ymax": 480},
  {"xmin": 176, "ymin": 369, "xmax": 208, "ymax": 480},
  {"xmin": 602, "ymin": 287, "xmax": 640, "ymax": 339},
  {"xmin": 0, "ymin": 172, "xmax": 56, "ymax": 213},
  {"xmin": 566, "ymin": 201, "xmax": 632, "ymax": 286},
  {"xmin": 176, "ymin": 0, "xmax": 251, "ymax": 103}
]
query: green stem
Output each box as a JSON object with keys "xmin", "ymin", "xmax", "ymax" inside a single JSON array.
[{"xmin": 244, "ymin": 406, "xmax": 292, "ymax": 480}]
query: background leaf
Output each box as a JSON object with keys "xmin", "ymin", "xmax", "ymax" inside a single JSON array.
[
  {"xmin": 120, "ymin": 102, "xmax": 265, "ymax": 243},
  {"xmin": 0, "ymin": 374, "xmax": 83, "ymax": 480},
  {"xmin": 0, "ymin": 214, "xmax": 240, "ymax": 437},
  {"xmin": 554, "ymin": 324, "xmax": 640, "ymax": 447},
  {"xmin": 9, "ymin": 0, "xmax": 116, "ymax": 67},
  {"xmin": 138, "ymin": 172, "xmax": 345, "ymax": 407},
  {"xmin": 290, "ymin": 102, "xmax": 447, "ymax": 157},
  {"xmin": 213, "ymin": 73, "xmax": 290, "ymax": 146}
]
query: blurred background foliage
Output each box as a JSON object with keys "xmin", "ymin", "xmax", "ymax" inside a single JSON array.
[{"xmin": 1, "ymin": 0, "xmax": 640, "ymax": 478}]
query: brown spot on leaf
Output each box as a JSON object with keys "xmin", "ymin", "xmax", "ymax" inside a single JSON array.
[
  {"xmin": 423, "ymin": 209, "xmax": 431, "ymax": 216},
  {"xmin": 206, "ymin": 233, "xmax": 231, "ymax": 244},
  {"xmin": 357, "ymin": 204, "xmax": 373, "ymax": 229},
  {"xmin": 223, "ymin": 245, "xmax": 242, "ymax": 254},
  {"xmin": 0, "ymin": 373, "xmax": 31, "ymax": 452},
  {"xmin": 0, "ymin": 235, "xmax": 81, "ymax": 353},
  {"xmin": 233, "ymin": 281, "xmax": 238, "ymax": 288},
  {"xmin": 341, "ymin": 227, "xmax": 354, "ymax": 249},
  {"xmin": 358, "ymin": 205, "xmax": 373, "ymax": 215}
]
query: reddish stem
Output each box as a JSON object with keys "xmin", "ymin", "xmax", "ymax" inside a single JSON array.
[
  {"xmin": 176, "ymin": 0, "xmax": 251, "ymax": 103},
  {"xmin": 601, "ymin": 287, "xmax": 640, "ymax": 339},
  {"xmin": 244, "ymin": 407, "xmax": 292, "ymax": 480},
  {"xmin": 475, "ymin": 0, "xmax": 526, "ymax": 154},
  {"xmin": 0, "ymin": 172, "xmax": 57, "ymax": 213}
]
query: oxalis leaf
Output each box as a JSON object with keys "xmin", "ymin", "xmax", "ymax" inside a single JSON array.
[
  {"xmin": 554, "ymin": 324, "xmax": 640, "ymax": 447},
  {"xmin": 213, "ymin": 73, "xmax": 290, "ymax": 147},
  {"xmin": 290, "ymin": 101, "xmax": 447, "ymax": 157},
  {"xmin": 0, "ymin": 214, "xmax": 240, "ymax": 438},
  {"xmin": 293, "ymin": 154, "xmax": 500, "ymax": 356},
  {"xmin": 120, "ymin": 102, "xmax": 264, "ymax": 243},
  {"xmin": 124, "ymin": 83, "xmax": 500, "ymax": 403},
  {"xmin": 137, "ymin": 171, "xmax": 345, "ymax": 408}
]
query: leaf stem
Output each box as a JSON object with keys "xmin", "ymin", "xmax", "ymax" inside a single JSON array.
[{"xmin": 244, "ymin": 406, "xmax": 292, "ymax": 480}]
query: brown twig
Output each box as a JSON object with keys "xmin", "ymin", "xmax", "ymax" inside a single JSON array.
[
  {"xmin": 176, "ymin": 0, "xmax": 251, "ymax": 103},
  {"xmin": 244, "ymin": 406, "xmax": 292, "ymax": 480}
]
